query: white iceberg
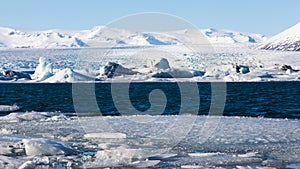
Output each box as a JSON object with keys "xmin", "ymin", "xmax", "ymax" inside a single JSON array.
[
  {"xmin": 0, "ymin": 105, "xmax": 20, "ymax": 113},
  {"xmin": 18, "ymin": 161, "xmax": 36, "ymax": 169},
  {"xmin": 286, "ymin": 68, "xmax": 293, "ymax": 74},
  {"xmin": 43, "ymin": 68, "xmax": 95, "ymax": 83},
  {"xmin": 151, "ymin": 68, "xmax": 194, "ymax": 78},
  {"xmin": 31, "ymin": 57, "xmax": 53, "ymax": 81},
  {"xmin": 0, "ymin": 156, "xmax": 26, "ymax": 169},
  {"xmin": 22, "ymin": 138, "xmax": 77, "ymax": 156},
  {"xmin": 94, "ymin": 146, "xmax": 146, "ymax": 167},
  {"xmin": 154, "ymin": 58, "xmax": 170, "ymax": 70},
  {"xmin": 235, "ymin": 64, "xmax": 250, "ymax": 74},
  {"xmin": 84, "ymin": 132, "xmax": 126, "ymax": 139}
]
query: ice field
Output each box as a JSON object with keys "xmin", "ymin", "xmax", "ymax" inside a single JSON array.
[{"xmin": 0, "ymin": 112, "xmax": 300, "ymax": 168}]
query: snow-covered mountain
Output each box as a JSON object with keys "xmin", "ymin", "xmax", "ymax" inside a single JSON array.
[
  {"xmin": 258, "ymin": 22, "xmax": 300, "ymax": 51},
  {"xmin": 0, "ymin": 26, "xmax": 267, "ymax": 49},
  {"xmin": 73, "ymin": 26, "xmax": 177, "ymax": 47},
  {"xmin": 201, "ymin": 28, "xmax": 267, "ymax": 44},
  {"xmin": 0, "ymin": 27, "xmax": 88, "ymax": 48}
]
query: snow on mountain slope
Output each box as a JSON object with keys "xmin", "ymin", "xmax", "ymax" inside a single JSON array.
[
  {"xmin": 0, "ymin": 27, "xmax": 88, "ymax": 48},
  {"xmin": 0, "ymin": 26, "xmax": 267, "ymax": 49},
  {"xmin": 75, "ymin": 26, "xmax": 177, "ymax": 47},
  {"xmin": 258, "ymin": 22, "xmax": 300, "ymax": 51},
  {"xmin": 201, "ymin": 28, "xmax": 267, "ymax": 44}
]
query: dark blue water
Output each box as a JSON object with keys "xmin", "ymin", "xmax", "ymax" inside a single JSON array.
[{"xmin": 0, "ymin": 82, "xmax": 300, "ymax": 119}]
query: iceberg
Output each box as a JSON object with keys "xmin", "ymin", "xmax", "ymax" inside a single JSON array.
[
  {"xmin": 18, "ymin": 161, "xmax": 35, "ymax": 169},
  {"xmin": 151, "ymin": 68, "xmax": 194, "ymax": 78},
  {"xmin": 235, "ymin": 64, "xmax": 250, "ymax": 74},
  {"xmin": 153, "ymin": 58, "xmax": 171, "ymax": 70},
  {"xmin": 31, "ymin": 57, "xmax": 53, "ymax": 81},
  {"xmin": 151, "ymin": 58, "xmax": 195, "ymax": 78},
  {"xmin": 43, "ymin": 68, "xmax": 95, "ymax": 83},
  {"xmin": 99, "ymin": 62, "xmax": 138, "ymax": 78},
  {"xmin": 22, "ymin": 138, "xmax": 77, "ymax": 156},
  {"xmin": 94, "ymin": 146, "xmax": 146, "ymax": 167},
  {"xmin": 0, "ymin": 105, "xmax": 20, "ymax": 113}
]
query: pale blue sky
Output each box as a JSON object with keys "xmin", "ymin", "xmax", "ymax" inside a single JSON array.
[{"xmin": 0, "ymin": 0, "xmax": 299, "ymax": 36}]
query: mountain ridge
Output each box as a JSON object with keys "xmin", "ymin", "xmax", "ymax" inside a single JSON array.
[
  {"xmin": 0, "ymin": 26, "xmax": 267, "ymax": 49},
  {"xmin": 258, "ymin": 22, "xmax": 300, "ymax": 51}
]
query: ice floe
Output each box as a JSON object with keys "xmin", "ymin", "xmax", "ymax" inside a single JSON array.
[
  {"xmin": 22, "ymin": 138, "xmax": 77, "ymax": 156},
  {"xmin": 31, "ymin": 57, "xmax": 53, "ymax": 82},
  {"xmin": 0, "ymin": 112, "xmax": 299, "ymax": 168},
  {"xmin": 0, "ymin": 105, "xmax": 20, "ymax": 113}
]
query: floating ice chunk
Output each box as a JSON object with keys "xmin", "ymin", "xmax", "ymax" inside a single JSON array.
[
  {"xmin": 240, "ymin": 66, "xmax": 250, "ymax": 74},
  {"xmin": 259, "ymin": 73, "xmax": 274, "ymax": 78},
  {"xmin": 188, "ymin": 152, "xmax": 225, "ymax": 157},
  {"xmin": 237, "ymin": 152, "xmax": 259, "ymax": 158},
  {"xmin": 0, "ymin": 128, "xmax": 17, "ymax": 135},
  {"xmin": 0, "ymin": 155, "xmax": 25, "ymax": 169},
  {"xmin": 44, "ymin": 114, "xmax": 67, "ymax": 121},
  {"xmin": 0, "ymin": 105, "xmax": 20, "ymax": 113},
  {"xmin": 22, "ymin": 138, "xmax": 77, "ymax": 156},
  {"xmin": 235, "ymin": 64, "xmax": 250, "ymax": 74},
  {"xmin": 99, "ymin": 62, "xmax": 138, "ymax": 78},
  {"xmin": 95, "ymin": 147, "xmax": 145, "ymax": 167},
  {"xmin": 236, "ymin": 166, "xmax": 254, "ymax": 169},
  {"xmin": 18, "ymin": 161, "xmax": 35, "ymax": 169},
  {"xmin": 148, "ymin": 153, "xmax": 178, "ymax": 160},
  {"xmin": 249, "ymin": 77, "xmax": 263, "ymax": 82},
  {"xmin": 84, "ymin": 132, "xmax": 126, "ymax": 139},
  {"xmin": 181, "ymin": 165, "xmax": 205, "ymax": 169},
  {"xmin": 151, "ymin": 68, "xmax": 194, "ymax": 78},
  {"xmin": 154, "ymin": 58, "xmax": 170, "ymax": 70},
  {"xmin": 31, "ymin": 57, "xmax": 53, "ymax": 81},
  {"xmin": 131, "ymin": 160, "xmax": 161, "ymax": 168},
  {"xmin": 34, "ymin": 156, "xmax": 49, "ymax": 165},
  {"xmin": 286, "ymin": 69, "xmax": 293, "ymax": 74},
  {"xmin": 224, "ymin": 74, "xmax": 240, "ymax": 81},
  {"xmin": 191, "ymin": 70, "xmax": 205, "ymax": 77},
  {"xmin": 43, "ymin": 68, "xmax": 95, "ymax": 82},
  {"xmin": 0, "ymin": 145, "xmax": 14, "ymax": 155},
  {"xmin": 0, "ymin": 112, "xmax": 53, "ymax": 122}
]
